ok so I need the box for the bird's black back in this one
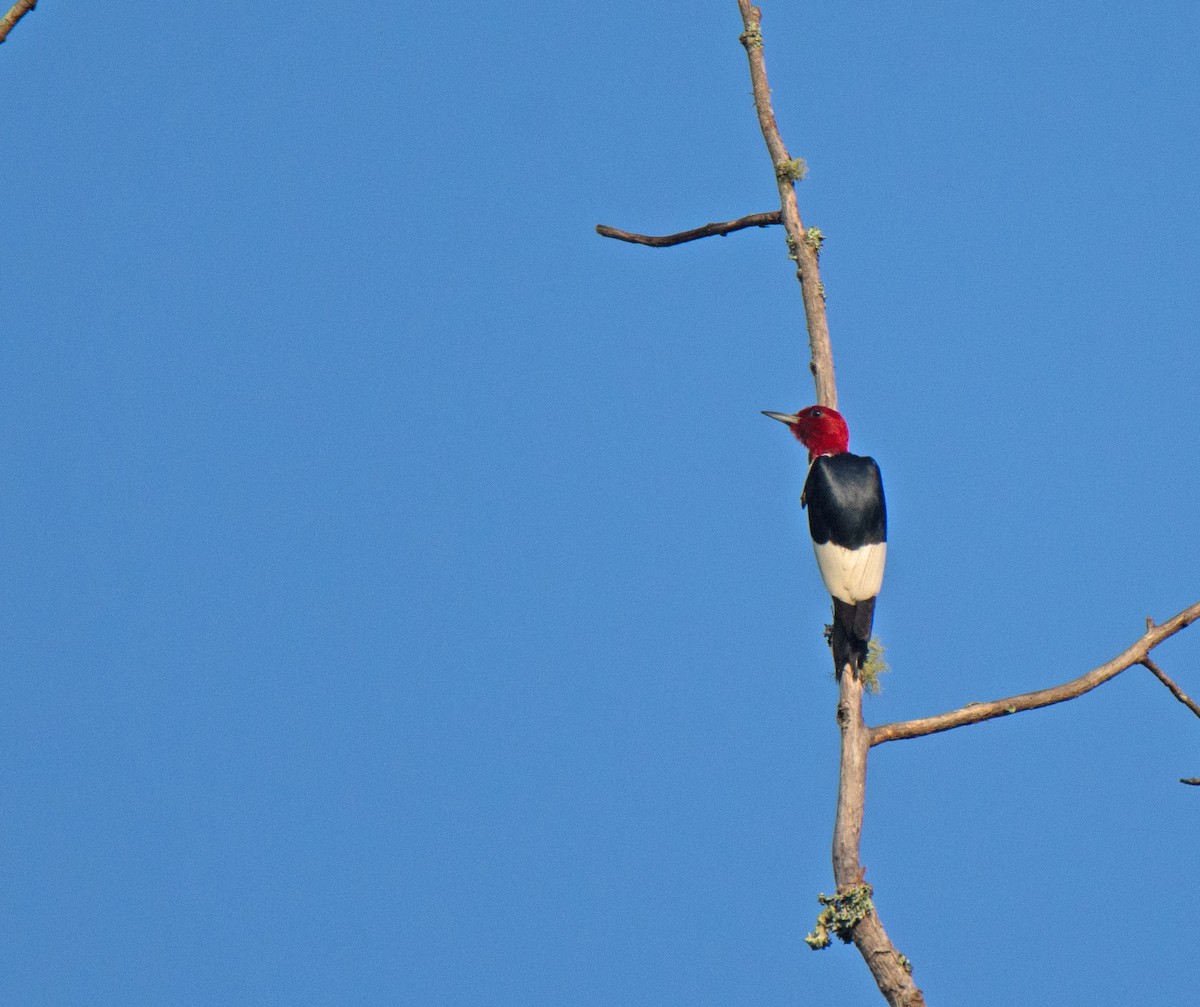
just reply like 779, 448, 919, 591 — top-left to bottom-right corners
803, 454, 887, 548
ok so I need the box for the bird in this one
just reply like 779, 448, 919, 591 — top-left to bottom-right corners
763, 405, 886, 672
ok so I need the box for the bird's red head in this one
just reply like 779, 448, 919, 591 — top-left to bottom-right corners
762, 405, 850, 459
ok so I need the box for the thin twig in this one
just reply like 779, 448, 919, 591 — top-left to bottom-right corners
1181, 778, 1200, 786
595, 211, 782, 247
871, 601, 1200, 746
736, 1, 837, 409
0, 0, 37, 45
1141, 657, 1200, 720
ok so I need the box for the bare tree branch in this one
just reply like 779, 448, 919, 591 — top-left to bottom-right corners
1181, 778, 1200, 786
736, 1, 837, 409
871, 601, 1200, 746
600, 4, 1199, 1001
594, 211, 782, 247
830, 670, 926, 1005
0, 0, 37, 45
733, 5, 924, 1004
1141, 657, 1200, 720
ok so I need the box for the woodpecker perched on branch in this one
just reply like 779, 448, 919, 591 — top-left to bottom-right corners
763, 405, 887, 672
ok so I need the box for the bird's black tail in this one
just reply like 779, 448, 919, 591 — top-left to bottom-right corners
832, 597, 875, 675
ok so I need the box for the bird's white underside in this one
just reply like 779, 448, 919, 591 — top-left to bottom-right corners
812, 541, 886, 604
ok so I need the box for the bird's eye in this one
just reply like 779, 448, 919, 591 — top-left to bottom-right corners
811, 408, 823, 417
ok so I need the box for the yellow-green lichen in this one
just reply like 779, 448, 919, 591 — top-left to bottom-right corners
860, 637, 889, 695
775, 157, 808, 182
739, 26, 762, 49
805, 883, 874, 950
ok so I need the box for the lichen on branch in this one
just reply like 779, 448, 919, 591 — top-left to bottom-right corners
805, 884, 875, 949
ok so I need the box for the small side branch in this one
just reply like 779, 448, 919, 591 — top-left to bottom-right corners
0, 0, 37, 45
1141, 657, 1200, 720
594, 211, 782, 247
871, 601, 1200, 746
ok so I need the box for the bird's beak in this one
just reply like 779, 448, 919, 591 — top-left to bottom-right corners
762, 410, 800, 426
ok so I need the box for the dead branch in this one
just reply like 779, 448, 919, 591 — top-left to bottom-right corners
1141, 657, 1200, 720
599, 4, 1197, 1002
595, 211, 782, 247
0, 0, 37, 45
736, 1, 837, 409
831, 669, 926, 1005
733, 4, 923, 1003
871, 600, 1200, 746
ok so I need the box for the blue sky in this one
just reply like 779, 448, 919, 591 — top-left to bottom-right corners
3, 3, 1198, 1004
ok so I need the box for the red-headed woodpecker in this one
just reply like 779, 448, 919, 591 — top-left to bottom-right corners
763, 405, 886, 671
